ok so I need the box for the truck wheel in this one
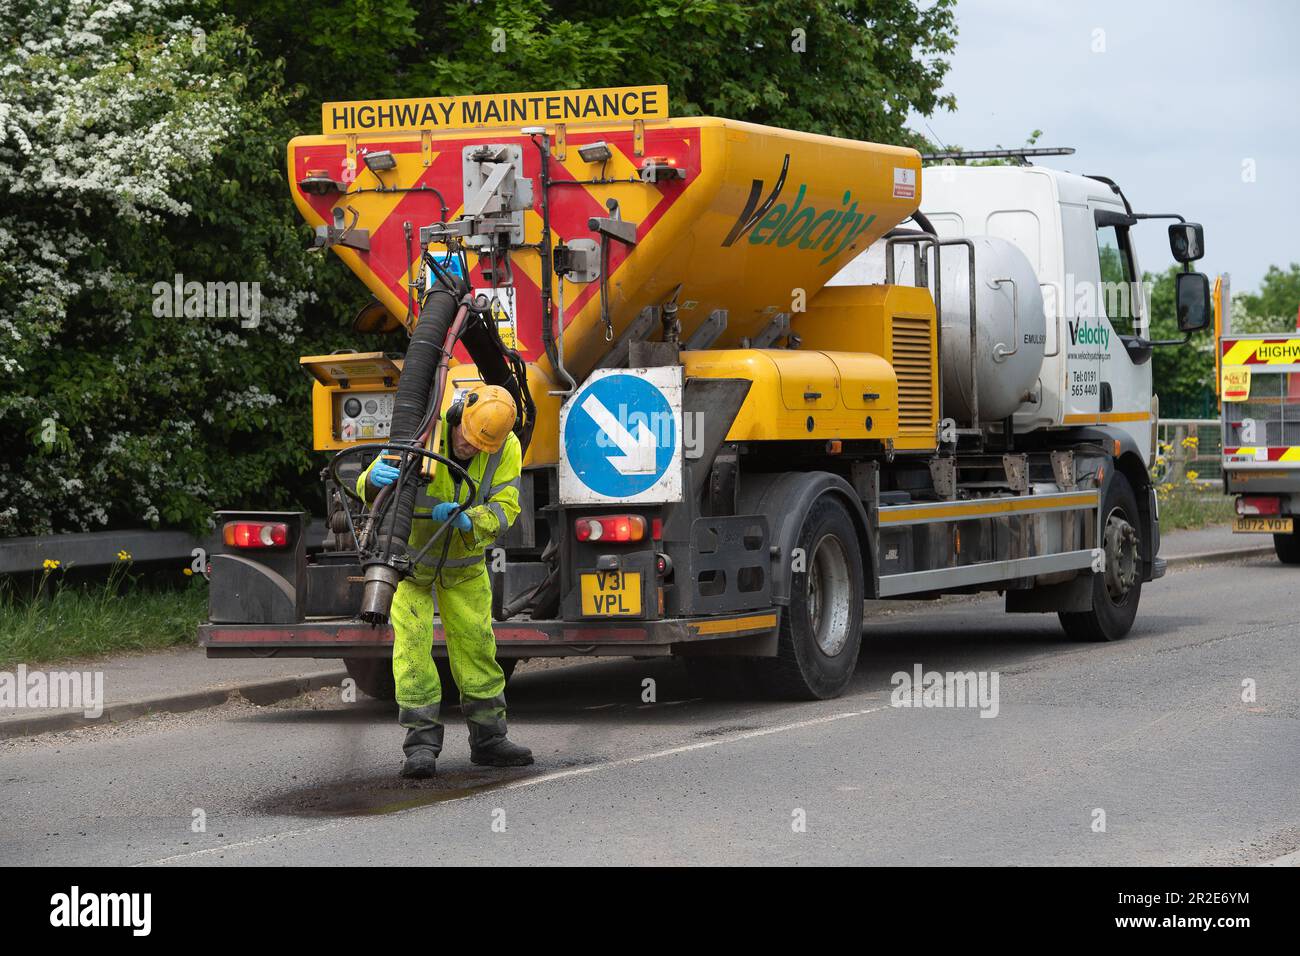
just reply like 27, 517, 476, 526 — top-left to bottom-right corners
754, 496, 864, 700
434, 657, 518, 702
344, 658, 397, 702
1059, 472, 1142, 642
1273, 531, 1300, 564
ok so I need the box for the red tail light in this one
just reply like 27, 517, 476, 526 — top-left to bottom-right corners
223, 521, 289, 549
1237, 496, 1281, 516
574, 514, 647, 543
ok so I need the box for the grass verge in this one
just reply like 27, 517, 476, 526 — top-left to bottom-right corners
1156, 483, 1237, 531
0, 565, 206, 668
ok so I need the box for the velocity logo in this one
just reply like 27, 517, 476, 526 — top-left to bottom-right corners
722, 154, 877, 265
1068, 319, 1111, 350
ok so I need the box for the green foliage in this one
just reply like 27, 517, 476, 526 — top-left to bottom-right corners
1148, 266, 1214, 416
1237, 263, 1300, 332
1, 0, 958, 536
224, 0, 957, 145
1151, 263, 1300, 418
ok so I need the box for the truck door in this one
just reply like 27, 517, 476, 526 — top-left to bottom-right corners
1066, 205, 1152, 460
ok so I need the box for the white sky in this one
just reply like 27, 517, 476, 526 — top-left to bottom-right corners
911, 0, 1300, 294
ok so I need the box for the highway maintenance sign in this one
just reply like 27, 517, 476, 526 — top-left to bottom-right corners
322, 86, 669, 135
559, 367, 683, 504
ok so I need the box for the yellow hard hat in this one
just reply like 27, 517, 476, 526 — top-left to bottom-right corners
459, 385, 517, 453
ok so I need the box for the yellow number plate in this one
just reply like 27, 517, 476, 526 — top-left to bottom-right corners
580, 571, 642, 616
1233, 516, 1293, 533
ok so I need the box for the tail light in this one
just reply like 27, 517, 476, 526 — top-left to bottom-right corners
574, 514, 647, 543
223, 521, 290, 549
1236, 496, 1281, 516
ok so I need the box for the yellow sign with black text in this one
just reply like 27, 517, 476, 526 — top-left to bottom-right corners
1221, 365, 1250, 402
322, 86, 669, 135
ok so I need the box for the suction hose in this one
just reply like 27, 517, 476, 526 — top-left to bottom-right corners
358, 290, 461, 623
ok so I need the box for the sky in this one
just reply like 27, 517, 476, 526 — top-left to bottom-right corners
911, 0, 1300, 294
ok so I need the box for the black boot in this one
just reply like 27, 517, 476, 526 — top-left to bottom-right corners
464, 696, 534, 767
398, 703, 444, 779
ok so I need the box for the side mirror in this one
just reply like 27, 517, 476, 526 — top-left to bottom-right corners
1175, 271, 1212, 333
1168, 222, 1205, 263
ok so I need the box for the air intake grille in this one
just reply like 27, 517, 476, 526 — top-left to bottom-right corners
891, 315, 935, 433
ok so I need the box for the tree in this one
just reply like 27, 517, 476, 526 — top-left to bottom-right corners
224, 0, 958, 146
0, 1, 327, 534
0, 0, 960, 536
1147, 267, 1215, 417
1236, 263, 1300, 333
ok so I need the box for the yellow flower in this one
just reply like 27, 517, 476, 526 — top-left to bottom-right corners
1180, 435, 1199, 449
117, 549, 131, 561
42, 558, 61, 570
1185, 470, 1199, 481
182, 567, 194, 576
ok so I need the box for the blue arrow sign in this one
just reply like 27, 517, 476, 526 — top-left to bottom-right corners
563, 373, 678, 499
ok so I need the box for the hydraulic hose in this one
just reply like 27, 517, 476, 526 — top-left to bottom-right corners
358, 289, 461, 623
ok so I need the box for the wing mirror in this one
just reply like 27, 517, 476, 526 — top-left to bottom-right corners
1175, 271, 1212, 333
1169, 222, 1205, 263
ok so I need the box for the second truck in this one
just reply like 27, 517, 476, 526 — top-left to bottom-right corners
199, 85, 1214, 700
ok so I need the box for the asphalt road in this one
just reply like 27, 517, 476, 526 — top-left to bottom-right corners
3, 555, 1297, 866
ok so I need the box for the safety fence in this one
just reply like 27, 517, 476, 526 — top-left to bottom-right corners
1155, 418, 1222, 483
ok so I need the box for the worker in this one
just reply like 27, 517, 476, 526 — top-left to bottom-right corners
358, 385, 532, 778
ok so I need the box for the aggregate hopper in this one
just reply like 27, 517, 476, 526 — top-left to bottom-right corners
286, 85, 924, 465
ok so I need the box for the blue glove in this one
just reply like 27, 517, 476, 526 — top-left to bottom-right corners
432, 501, 472, 531
369, 458, 400, 487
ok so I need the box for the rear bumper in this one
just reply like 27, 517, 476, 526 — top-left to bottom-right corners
199, 610, 781, 659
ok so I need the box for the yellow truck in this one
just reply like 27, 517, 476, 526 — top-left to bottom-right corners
199, 86, 1214, 700
1219, 323, 1300, 563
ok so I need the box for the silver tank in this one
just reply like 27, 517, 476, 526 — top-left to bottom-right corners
829, 234, 1046, 423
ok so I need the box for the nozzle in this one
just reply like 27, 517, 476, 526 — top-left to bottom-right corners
359, 562, 403, 624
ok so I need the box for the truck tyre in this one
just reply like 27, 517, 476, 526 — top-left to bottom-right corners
1273, 531, 1300, 564
754, 496, 864, 700
1059, 472, 1143, 642
344, 658, 397, 702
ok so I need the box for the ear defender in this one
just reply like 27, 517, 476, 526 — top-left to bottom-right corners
446, 390, 478, 428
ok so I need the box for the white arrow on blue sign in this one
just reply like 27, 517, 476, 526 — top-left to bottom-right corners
559, 366, 684, 504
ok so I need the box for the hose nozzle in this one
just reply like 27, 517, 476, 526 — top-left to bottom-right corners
359, 562, 403, 625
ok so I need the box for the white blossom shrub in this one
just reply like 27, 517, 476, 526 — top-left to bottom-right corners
0, 0, 338, 535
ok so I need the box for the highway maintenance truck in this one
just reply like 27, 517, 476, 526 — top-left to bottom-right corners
198, 85, 1214, 700
1218, 300, 1300, 564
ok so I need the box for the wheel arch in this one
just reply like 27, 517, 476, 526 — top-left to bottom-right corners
736, 470, 876, 606
1070, 426, 1159, 581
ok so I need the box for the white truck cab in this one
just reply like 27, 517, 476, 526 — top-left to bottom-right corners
919, 164, 1156, 461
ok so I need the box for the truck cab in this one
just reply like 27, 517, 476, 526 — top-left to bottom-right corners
918, 165, 1155, 460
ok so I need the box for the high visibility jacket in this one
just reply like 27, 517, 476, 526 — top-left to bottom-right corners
357, 413, 522, 586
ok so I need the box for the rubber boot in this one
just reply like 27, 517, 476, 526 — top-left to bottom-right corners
464, 696, 533, 767
398, 703, 444, 779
